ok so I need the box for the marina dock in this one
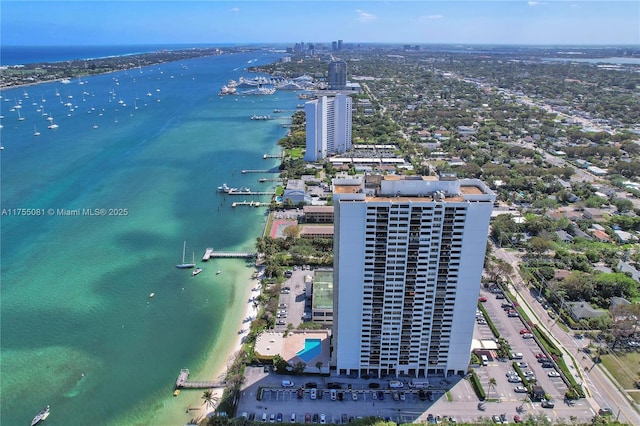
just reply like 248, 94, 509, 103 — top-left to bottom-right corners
231, 200, 269, 208
258, 178, 283, 183
175, 369, 224, 389
263, 153, 283, 159
202, 248, 256, 261
241, 169, 272, 174
227, 189, 275, 196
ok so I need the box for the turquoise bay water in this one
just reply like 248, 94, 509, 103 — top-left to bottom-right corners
1, 51, 299, 425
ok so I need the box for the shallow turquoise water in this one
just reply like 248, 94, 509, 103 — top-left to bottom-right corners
0, 51, 299, 425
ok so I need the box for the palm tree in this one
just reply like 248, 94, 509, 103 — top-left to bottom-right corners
201, 389, 217, 409
488, 377, 497, 399
315, 361, 323, 373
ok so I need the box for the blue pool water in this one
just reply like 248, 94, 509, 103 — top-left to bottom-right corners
296, 338, 321, 363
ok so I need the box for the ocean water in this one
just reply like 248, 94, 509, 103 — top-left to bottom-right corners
0, 51, 299, 425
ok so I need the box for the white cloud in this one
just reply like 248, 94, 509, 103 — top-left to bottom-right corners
355, 9, 376, 23
230, 7, 240, 13
426, 14, 443, 20
528, 1, 539, 5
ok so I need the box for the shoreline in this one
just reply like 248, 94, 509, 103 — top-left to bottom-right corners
198, 266, 263, 421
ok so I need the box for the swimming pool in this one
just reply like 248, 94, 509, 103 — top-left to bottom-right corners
296, 338, 321, 363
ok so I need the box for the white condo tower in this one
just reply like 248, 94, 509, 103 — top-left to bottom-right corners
332, 174, 496, 378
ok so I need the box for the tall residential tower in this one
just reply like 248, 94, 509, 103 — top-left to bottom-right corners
332, 174, 496, 378
304, 94, 352, 162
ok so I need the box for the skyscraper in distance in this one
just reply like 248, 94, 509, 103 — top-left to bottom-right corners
304, 94, 352, 162
328, 60, 347, 90
332, 174, 496, 378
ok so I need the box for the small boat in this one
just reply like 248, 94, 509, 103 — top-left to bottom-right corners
173, 389, 180, 396
149, 293, 155, 299
216, 270, 222, 275
192, 267, 202, 276
176, 241, 195, 269
31, 405, 50, 426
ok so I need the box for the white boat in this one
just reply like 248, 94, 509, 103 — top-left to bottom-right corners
149, 292, 155, 299
31, 405, 50, 426
192, 267, 202, 276
176, 241, 195, 269
216, 270, 222, 275
217, 183, 231, 193
34, 125, 40, 136
241, 87, 276, 96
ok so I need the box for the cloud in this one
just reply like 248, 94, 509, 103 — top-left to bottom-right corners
355, 9, 376, 23
528, 1, 539, 5
425, 14, 443, 20
230, 7, 240, 13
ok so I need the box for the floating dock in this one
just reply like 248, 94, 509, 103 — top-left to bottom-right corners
175, 369, 224, 389
258, 178, 283, 183
202, 248, 256, 261
263, 153, 283, 159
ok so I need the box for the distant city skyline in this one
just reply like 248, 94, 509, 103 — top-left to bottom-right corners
1, 1, 638, 47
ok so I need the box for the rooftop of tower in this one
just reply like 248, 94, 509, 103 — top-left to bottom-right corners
332, 174, 496, 203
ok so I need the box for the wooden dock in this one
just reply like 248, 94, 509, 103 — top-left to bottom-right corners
241, 169, 271, 174
202, 249, 256, 261
232, 200, 270, 208
263, 153, 283, 159
175, 369, 224, 389
227, 189, 275, 196
258, 178, 283, 183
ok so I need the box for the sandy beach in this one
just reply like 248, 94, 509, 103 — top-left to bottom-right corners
197, 268, 263, 421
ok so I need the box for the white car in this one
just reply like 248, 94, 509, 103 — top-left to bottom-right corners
514, 386, 528, 393
320, 414, 326, 424
548, 371, 561, 378
310, 388, 317, 400
508, 376, 522, 383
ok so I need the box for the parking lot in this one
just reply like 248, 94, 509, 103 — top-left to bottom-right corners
236, 367, 443, 423
274, 266, 313, 330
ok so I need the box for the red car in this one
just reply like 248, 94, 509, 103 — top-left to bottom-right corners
519, 329, 529, 334
536, 353, 547, 359
513, 414, 522, 423
479, 296, 487, 302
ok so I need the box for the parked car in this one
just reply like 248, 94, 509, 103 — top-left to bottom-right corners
377, 390, 385, 400
517, 362, 528, 368
519, 329, 529, 334
541, 400, 555, 408
320, 414, 326, 424
522, 333, 534, 339
330, 389, 337, 401
479, 296, 488, 302
368, 382, 380, 389
310, 388, 317, 400
511, 352, 524, 359
508, 376, 522, 383
276, 413, 283, 423
352, 391, 358, 401
548, 371, 561, 378
514, 386, 528, 393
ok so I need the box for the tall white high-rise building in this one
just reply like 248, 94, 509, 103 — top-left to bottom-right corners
332, 174, 496, 378
304, 94, 352, 162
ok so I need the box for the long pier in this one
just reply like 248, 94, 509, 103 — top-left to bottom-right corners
232, 200, 270, 208
263, 153, 283, 159
241, 169, 272, 174
202, 248, 256, 261
227, 189, 275, 196
175, 369, 224, 389
258, 178, 283, 183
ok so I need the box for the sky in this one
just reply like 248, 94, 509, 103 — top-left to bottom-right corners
1, 1, 639, 46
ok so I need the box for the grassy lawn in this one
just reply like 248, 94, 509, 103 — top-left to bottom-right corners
600, 351, 640, 389
288, 147, 303, 159
630, 391, 640, 404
